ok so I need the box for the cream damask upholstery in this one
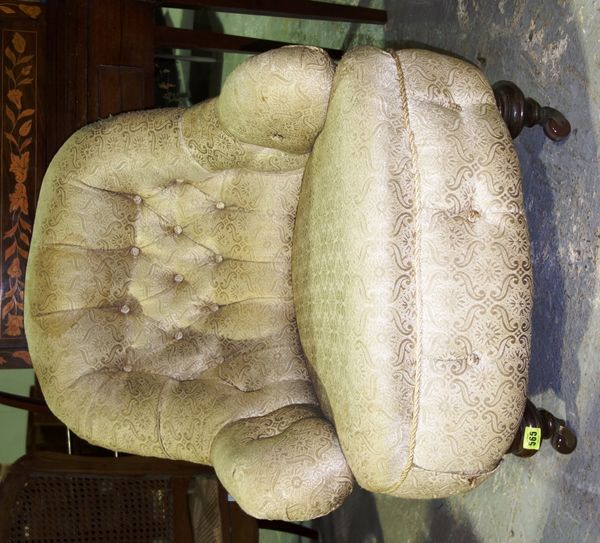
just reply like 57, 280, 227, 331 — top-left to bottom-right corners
293, 47, 531, 498
25, 45, 531, 520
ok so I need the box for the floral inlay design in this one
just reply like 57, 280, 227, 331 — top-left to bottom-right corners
0, 3, 41, 19
3, 31, 33, 337
0, 350, 31, 366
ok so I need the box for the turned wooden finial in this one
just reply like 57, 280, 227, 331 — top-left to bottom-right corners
493, 81, 571, 141
507, 398, 577, 457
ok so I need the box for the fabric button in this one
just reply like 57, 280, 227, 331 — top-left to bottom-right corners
215, 201, 225, 210
174, 274, 184, 283
209, 303, 219, 313
132, 195, 142, 205
213, 254, 223, 264
130, 246, 140, 256
123, 364, 132, 372
174, 330, 183, 341
467, 352, 481, 366
174, 225, 183, 235
120, 304, 130, 314
175, 178, 184, 184
468, 209, 481, 222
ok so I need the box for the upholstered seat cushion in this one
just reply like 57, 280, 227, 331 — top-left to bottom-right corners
25, 46, 353, 521
293, 47, 532, 497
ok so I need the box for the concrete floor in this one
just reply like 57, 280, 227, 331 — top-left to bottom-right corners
315, 1, 600, 542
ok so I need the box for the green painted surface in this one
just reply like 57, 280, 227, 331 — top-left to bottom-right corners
217, 0, 385, 85
0, 369, 35, 463
162, 0, 385, 102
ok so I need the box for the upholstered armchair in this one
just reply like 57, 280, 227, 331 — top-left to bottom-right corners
25, 45, 576, 521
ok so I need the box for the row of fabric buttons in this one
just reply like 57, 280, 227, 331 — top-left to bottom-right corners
131, 194, 227, 235
126, 248, 223, 284
121, 187, 225, 365
130, 245, 223, 264
121, 299, 220, 314
132, 191, 226, 210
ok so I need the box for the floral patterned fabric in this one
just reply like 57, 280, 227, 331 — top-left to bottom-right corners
293, 47, 531, 498
25, 46, 352, 521
25, 45, 531, 518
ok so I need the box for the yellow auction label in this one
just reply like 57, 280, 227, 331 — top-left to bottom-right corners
523, 426, 542, 450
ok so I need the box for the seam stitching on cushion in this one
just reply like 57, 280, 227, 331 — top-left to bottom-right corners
33, 305, 126, 318
79, 370, 118, 448
211, 403, 322, 447
184, 298, 295, 330
218, 165, 306, 176
207, 395, 319, 460
214, 101, 312, 158
422, 207, 524, 215
40, 243, 134, 253
217, 375, 313, 393
411, 462, 499, 477
391, 50, 424, 492
156, 378, 173, 458
178, 106, 308, 189
211, 296, 290, 307
178, 108, 212, 174
410, 96, 462, 112
74, 179, 141, 197
58, 370, 101, 442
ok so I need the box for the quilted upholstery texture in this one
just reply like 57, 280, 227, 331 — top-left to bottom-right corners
293, 47, 532, 498
25, 44, 532, 519
25, 46, 354, 521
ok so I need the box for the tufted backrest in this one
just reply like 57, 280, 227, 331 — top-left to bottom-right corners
25, 46, 353, 521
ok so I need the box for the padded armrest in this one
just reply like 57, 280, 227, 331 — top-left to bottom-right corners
211, 405, 353, 520
217, 46, 335, 154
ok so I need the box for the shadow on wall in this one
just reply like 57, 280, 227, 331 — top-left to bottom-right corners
425, 500, 479, 543
315, 491, 481, 543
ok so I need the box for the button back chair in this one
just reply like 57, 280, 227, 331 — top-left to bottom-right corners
25, 45, 576, 521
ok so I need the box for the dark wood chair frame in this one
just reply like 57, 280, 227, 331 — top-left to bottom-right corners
154, 0, 387, 60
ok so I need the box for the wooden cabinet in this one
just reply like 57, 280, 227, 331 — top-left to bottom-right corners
0, 2, 45, 368
0, 0, 156, 368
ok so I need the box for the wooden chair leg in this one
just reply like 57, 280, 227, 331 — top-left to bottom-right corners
216, 483, 318, 541
0, 390, 51, 414
507, 398, 577, 457
493, 80, 571, 141
218, 485, 260, 543
160, 0, 387, 25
